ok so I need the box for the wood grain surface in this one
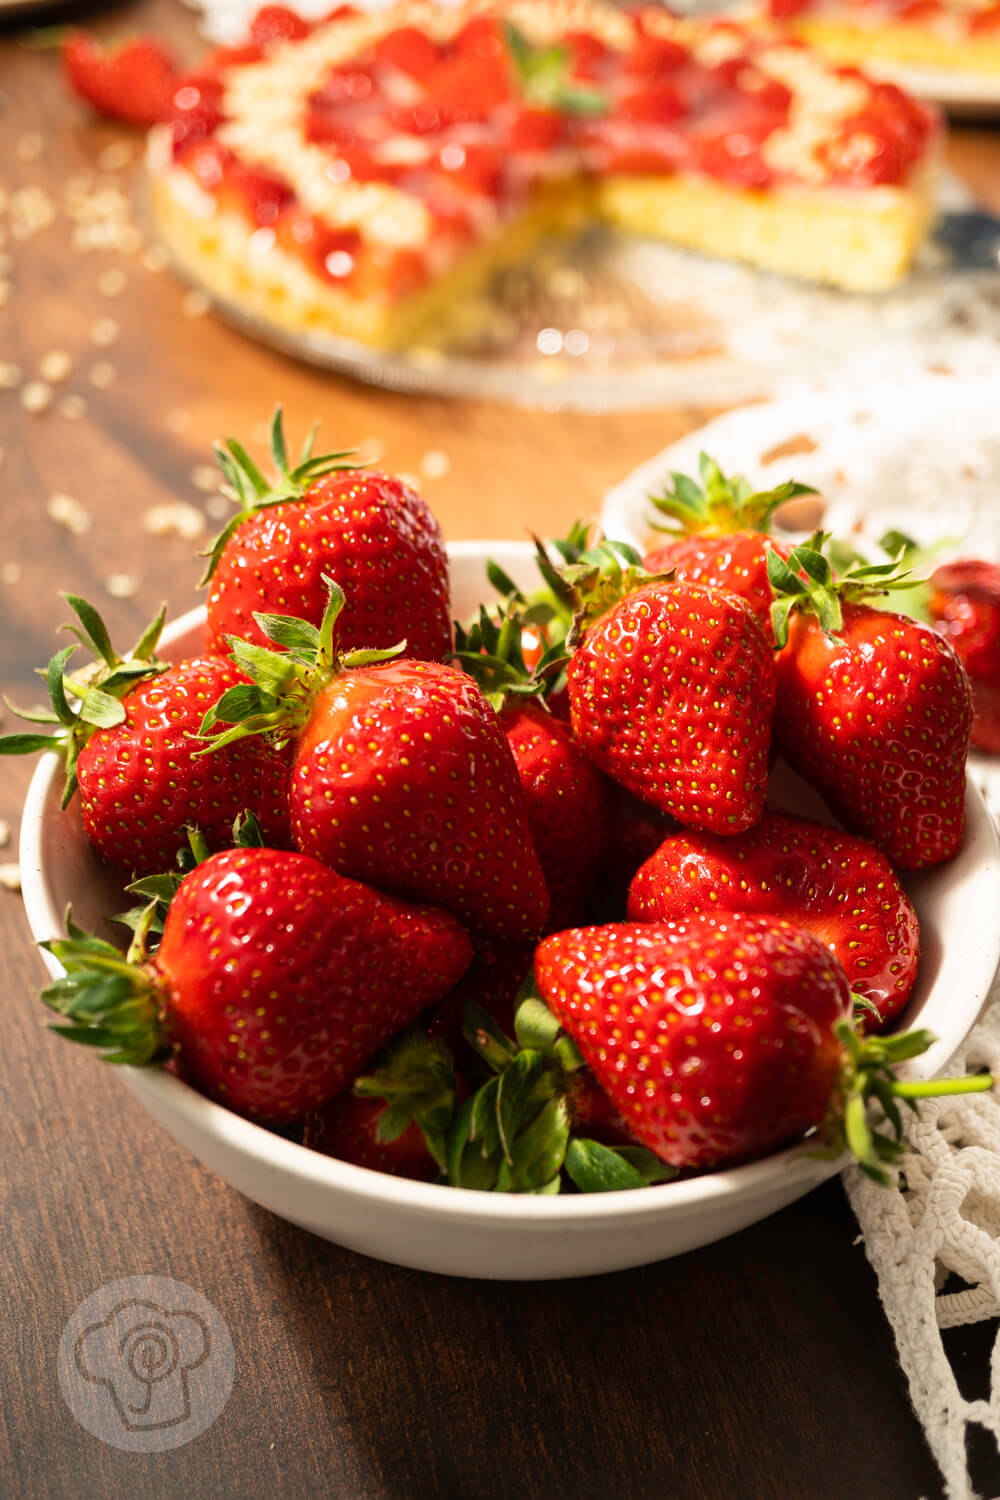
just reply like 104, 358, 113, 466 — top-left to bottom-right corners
2, 7, 999, 1496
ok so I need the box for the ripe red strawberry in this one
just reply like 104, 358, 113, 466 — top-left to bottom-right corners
927, 559, 1000, 754
627, 809, 920, 1029
446, 993, 662, 1191
770, 538, 972, 868
643, 454, 814, 643
200, 582, 550, 942
304, 1090, 439, 1178
453, 603, 611, 929
63, 31, 177, 127
303, 1028, 458, 1179
425, 938, 537, 1055
533, 912, 988, 1176
43, 848, 473, 1122
205, 408, 451, 662
567, 577, 775, 834
249, 5, 311, 45
0, 597, 290, 875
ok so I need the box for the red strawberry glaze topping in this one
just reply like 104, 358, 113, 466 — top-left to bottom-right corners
160, 5, 938, 305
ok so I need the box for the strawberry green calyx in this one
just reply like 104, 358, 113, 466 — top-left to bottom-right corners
197, 576, 405, 753
352, 1029, 459, 1175
504, 21, 606, 116
767, 531, 923, 649
115, 810, 265, 946
40, 908, 171, 1066
827, 1019, 993, 1186
0, 594, 166, 806
451, 602, 565, 712
522, 527, 667, 651
200, 405, 359, 586
649, 453, 816, 540
447, 992, 676, 1193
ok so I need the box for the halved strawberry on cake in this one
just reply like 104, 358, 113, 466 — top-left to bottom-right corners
148, 0, 942, 350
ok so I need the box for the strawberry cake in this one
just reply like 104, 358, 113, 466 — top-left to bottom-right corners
761, 0, 1000, 84
148, 0, 942, 349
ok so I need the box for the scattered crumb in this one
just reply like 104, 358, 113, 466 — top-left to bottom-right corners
142, 245, 170, 273
0, 820, 9, 848
90, 317, 120, 348
547, 267, 586, 299
182, 289, 210, 318
0, 864, 20, 893
166, 408, 190, 434
0, 361, 22, 389
47, 493, 91, 535
356, 437, 384, 465
760, 433, 818, 465
1, 562, 21, 583
420, 449, 450, 480
16, 132, 43, 162
58, 393, 87, 420
98, 268, 127, 298
191, 464, 220, 493
105, 572, 139, 599
21, 380, 52, 415
10, 185, 55, 240
39, 349, 72, 384
204, 494, 232, 521
97, 141, 133, 173
88, 362, 116, 389
143, 501, 205, 541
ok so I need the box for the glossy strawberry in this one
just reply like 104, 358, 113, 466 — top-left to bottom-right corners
533, 912, 985, 1177
643, 454, 813, 643
43, 848, 472, 1122
453, 603, 610, 929
292, 659, 548, 941
77, 656, 292, 876
0, 598, 290, 876
628, 810, 920, 1029
927, 559, 1000, 754
205, 409, 451, 662
568, 579, 775, 834
64, 31, 177, 127
770, 539, 972, 868
249, 5, 311, 45
201, 583, 550, 942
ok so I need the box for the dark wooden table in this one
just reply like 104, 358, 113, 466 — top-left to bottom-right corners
3, 6, 999, 1495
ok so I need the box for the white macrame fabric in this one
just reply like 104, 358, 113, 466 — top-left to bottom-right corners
845, 778, 1000, 1500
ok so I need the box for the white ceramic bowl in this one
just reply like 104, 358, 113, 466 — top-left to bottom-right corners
19, 541, 1000, 1280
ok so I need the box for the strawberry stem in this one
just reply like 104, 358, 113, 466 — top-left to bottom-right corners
196, 576, 405, 755
648, 452, 816, 539
200, 405, 360, 586
768, 531, 926, 649
830, 1018, 993, 1185
0, 595, 166, 804
40, 910, 170, 1066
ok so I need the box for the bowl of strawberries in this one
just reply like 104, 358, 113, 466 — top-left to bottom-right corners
11, 417, 1000, 1280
